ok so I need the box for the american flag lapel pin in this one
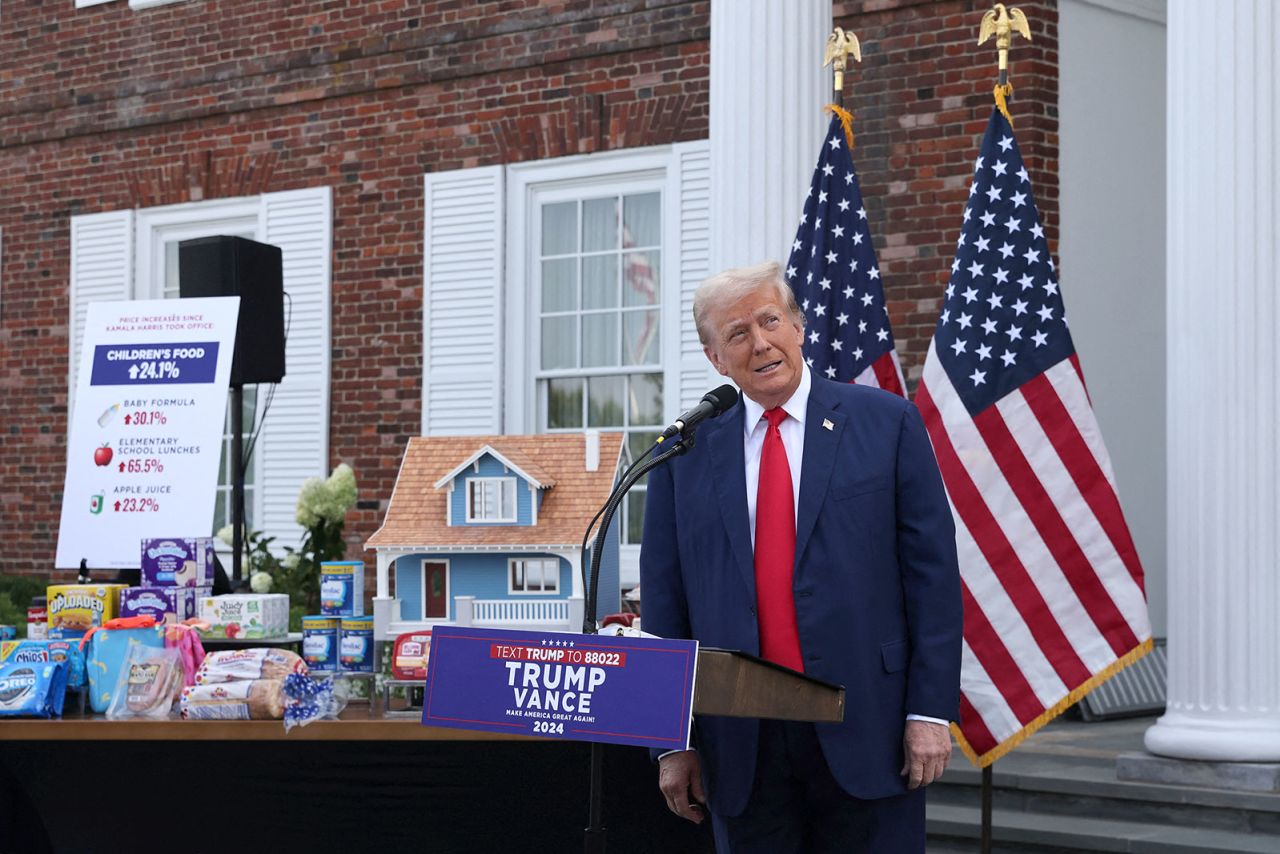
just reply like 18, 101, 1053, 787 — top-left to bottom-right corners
822, 418, 834, 431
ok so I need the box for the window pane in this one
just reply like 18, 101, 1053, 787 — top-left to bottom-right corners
213, 491, 226, 533
582, 254, 619, 310
469, 482, 481, 518
625, 490, 646, 545
164, 242, 182, 300
582, 313, 617, 368
547, 378, 583, 429
628, 431, 660, 487
501, 480, 515, 519
512, 561, 525, 591
587, 375, 626, 427
623, 192, 661, 248
541, 316, 576, 369
622, 251, 660, 307
622, 310, 660, 366
542, 258, 577, 313
542, 202, 577, 255
543, 560, 558, 593
628, 377, 662, 427
582, 197, 617, 253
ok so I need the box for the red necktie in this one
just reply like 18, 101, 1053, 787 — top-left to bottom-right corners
754, 407, 803, 671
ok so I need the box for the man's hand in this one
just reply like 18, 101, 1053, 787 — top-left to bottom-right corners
658, 750, 706, 823
900, 719, 952, 789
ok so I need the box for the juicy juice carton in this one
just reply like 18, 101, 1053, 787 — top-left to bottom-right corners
319, 561, 364, 617
140, 538, 215, 587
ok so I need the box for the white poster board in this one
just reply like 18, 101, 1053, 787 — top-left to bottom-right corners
55, 298, 240, 569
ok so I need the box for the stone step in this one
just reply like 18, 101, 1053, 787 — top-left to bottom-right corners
927, 802, 1280, 853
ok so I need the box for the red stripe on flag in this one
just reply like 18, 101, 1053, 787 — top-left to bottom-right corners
971, 403, 1140, 659
958, 693, 999, 758
1021, 374, 1146, 593
960, 580, 1045, 725
916, 382, 1093, 688
870, 352, 904, 397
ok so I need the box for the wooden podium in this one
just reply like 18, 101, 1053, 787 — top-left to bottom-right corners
691, 647, 845, 723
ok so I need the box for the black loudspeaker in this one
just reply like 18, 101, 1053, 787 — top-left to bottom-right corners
178, 235, 286, 386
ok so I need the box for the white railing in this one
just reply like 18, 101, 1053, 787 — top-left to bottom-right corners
455, 596, 582, 630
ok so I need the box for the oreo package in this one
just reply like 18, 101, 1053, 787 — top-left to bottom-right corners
0, 660, 69, 718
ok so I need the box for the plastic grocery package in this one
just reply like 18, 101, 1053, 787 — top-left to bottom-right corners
105, 641, 183, 720
79, 620, 166, 713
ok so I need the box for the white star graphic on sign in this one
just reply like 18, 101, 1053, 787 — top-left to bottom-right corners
1037, 305, 1054, 322
970, 368, 987, 386
843, 286, 855, 299
1031, 223, 1045, 240
986, 185, 1003, 203
832, 225, 845, 238
823, 164, 835, 176
998, 242, 1015, 259
825, 250, 838, 265
957, 312, 973, 329
836, 312, 848, 326
980, 211, 997, 228
1032, 330, 1048, 347
993, 268, 1009, 285
1044, 280, 1059, 296
1011, 191, 1027, 208
1017, 166, 1029, 183
876, 328, 889, 342
830, 339, 842, 351
819, 190, 828, 203
814, 304, 827, 317
1018, 273, 1035, 291
975, 236, 991, 253
868, 267, 880, 280
852, 232, 864, 245
1022, 248, 1041, 264
852, 347, 863, 360
828, 136, 841, 150
976, 343, 992, 360
982, 318, 999, 335
998, 136, 1013, 152
987, 293, 1003, 310
786, 265, 797, 279
861, 293, 874, 306
993, 160, 1009, 177
1001, 350, 1016, 366
962, 286, 979, 303
1006, 324, 1023, 341
858, 319, 867, 332
819, 277, 831, 290
838, 198, 851, 211
1012, 299, 1028, 316
809, 330, 820, 344
950, 338, 968, 356
1004, 216, 1022, 233
967, 261, 984, 278
857, 207, 867, 220
826, 366, 837, 378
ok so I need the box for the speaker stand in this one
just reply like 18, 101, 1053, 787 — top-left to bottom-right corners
230, 383, 246, 584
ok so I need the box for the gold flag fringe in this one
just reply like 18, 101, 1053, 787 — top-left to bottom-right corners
952, 637, 1155, 768
993, 82, 1015, 126
824, 103, 856, 151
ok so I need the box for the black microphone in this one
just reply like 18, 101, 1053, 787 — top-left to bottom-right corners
659, 384, 739, 440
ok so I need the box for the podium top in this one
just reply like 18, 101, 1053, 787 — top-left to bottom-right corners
692, 648, 845, 724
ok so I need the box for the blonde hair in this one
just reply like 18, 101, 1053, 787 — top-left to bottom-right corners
692, 260, 804, 346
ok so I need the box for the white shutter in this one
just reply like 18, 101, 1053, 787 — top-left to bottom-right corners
673, 140, 714, 410
423, 166, 504, 435
257, 187, 332, 547
69, 211, 134, 409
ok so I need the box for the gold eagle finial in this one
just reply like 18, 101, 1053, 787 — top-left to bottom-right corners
978, 4, 1031, 82
823, 27, 862, 96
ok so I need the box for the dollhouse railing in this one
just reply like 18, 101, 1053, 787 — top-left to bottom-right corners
461, 597, 573, 628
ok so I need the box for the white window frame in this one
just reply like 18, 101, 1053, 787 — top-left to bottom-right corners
465, 477, 517, 523
419, 559, 451, 620
509, 557, 559, 595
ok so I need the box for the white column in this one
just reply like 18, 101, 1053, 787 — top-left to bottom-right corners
1145, 0, 1280, 762
710, 0, 831, 273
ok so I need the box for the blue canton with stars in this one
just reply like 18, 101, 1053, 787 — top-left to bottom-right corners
937, 109, 1074, 415
785, 116, 895, 383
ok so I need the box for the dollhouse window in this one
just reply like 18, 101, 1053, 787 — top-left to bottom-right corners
467, 477, 516, 523
510, 558, 559, 594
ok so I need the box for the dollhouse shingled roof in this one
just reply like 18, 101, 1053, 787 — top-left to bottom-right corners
364, 433, 626, 549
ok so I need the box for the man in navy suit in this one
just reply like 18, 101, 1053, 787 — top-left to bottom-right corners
641, 261, 962, 853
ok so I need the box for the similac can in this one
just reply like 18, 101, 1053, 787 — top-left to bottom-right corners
339, 616, 374, 673
301, 616, 340, 672
27, 597, 47, 641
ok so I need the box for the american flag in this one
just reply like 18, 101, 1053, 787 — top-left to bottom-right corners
786, 113, 905, 396
917, 109, 1153, 766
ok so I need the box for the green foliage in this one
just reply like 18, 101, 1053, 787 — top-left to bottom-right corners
0, 575, 49, 639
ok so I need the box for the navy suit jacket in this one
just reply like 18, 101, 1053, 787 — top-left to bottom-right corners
640, 376, 962, 816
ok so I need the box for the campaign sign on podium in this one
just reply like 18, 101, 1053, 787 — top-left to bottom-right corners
423, 626, 698, 751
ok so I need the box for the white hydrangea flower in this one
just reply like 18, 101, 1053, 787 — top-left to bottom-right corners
249, 571, 274, 593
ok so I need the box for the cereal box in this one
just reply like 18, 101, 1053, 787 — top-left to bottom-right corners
46, 584, 126, 639
197, 594, 290, 639
140, 538, 215, 588
120, 586, 207, 623
319, 561, 364, 617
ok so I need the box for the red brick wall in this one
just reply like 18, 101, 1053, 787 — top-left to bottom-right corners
0, 0, 1057, 580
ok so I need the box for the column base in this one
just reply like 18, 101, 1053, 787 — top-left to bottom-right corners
1144, 712, 1280, 763
1118, 751, 1280, 793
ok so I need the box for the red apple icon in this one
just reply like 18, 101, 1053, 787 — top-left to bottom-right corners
94, 444, 113, 467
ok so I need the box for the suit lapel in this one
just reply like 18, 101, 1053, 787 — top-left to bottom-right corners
795, 377, 846, 572
705, 402, 756, 596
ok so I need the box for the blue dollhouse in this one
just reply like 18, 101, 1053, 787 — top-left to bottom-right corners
365, 432, 624, 640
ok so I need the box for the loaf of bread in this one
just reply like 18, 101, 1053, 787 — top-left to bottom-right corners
179, 679, 286, 720
195, 648, 307, 684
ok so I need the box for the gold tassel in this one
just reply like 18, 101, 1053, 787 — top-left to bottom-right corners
993, 82, 1015, 127
823, 103, 856, 151
953, 637, 1155, 768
